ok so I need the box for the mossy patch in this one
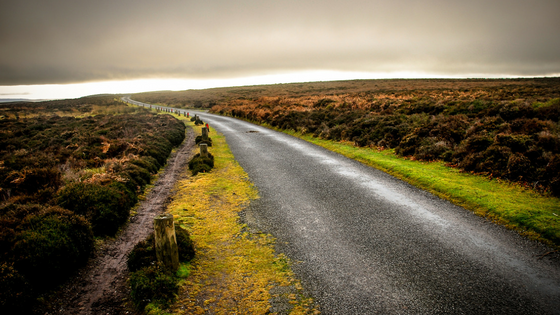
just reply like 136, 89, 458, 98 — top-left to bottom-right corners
195, 135, 213, 147
188, 153, 215, 176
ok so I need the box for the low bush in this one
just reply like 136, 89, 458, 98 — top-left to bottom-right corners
127, 234, 156, 272
130, 156, 160, 174
129, 263, 179, 309
195, 135, 213, 147
190, 116, 204, 126
57, 181, 135, 236
176, 225, 195, 262
188, 153, 215, 175
127, 225, 195, 310
128, 225, 195, 272
0, 204, 93, 313
12, 207, 93, 289
0, 262, 31, 313
120, 163, 152, 193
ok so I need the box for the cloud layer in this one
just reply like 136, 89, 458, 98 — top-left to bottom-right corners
1, 0, 559, 85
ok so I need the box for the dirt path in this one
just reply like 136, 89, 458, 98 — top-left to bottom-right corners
44, 127, 196, 315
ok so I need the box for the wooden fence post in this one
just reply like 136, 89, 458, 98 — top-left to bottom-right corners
154, 213, 179, 270
200, 143, 208, 157
202, 127, 209, 141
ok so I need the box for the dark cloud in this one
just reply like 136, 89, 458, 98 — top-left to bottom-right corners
1, 0, 559, 85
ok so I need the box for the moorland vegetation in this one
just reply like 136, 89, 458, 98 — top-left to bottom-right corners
204, 78, 560, 197
0, 97, 185, 313
129, 79, 560, 246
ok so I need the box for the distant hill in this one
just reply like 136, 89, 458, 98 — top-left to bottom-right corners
0, 98, 50, 103
0, 98, 30, 103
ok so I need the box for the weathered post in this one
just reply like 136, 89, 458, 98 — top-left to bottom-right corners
200, 143, 208, 157
154, 213, 179, 270
202, 127, 209, 141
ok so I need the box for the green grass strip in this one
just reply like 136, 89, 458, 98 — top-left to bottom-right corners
270, 127, 559, 247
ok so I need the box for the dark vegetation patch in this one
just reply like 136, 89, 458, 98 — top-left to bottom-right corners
203, 78, 560, 196
191, 115, 204, 125
127, 225, 195, 310
188, 153, 215, 176
195, 135, 213, 147
0, 97, 186, 313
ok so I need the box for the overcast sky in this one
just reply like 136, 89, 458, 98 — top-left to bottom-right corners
1, 0, 559, 89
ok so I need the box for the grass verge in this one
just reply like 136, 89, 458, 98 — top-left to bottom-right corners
274, 127, 560, 248
166, 117, 318, 314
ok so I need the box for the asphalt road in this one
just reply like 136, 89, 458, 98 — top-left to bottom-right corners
126, 98, 560, 314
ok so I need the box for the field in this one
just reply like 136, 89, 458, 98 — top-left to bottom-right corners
137, 78, 560, 194
2, 78, 559, 313
0, 97, 186, 313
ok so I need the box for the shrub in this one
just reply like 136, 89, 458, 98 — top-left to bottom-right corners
120, 164, 152, 193
188, 153, 214, 176
57, 182, 135, 236
129, 263, 179, 309
195, 135, 213, 147
494, 134, 533, 153
545, 154, 560, 196
463, 135, 494, 152
415, 139, 450, 161
190, 116, 204, 125
0, 262, 32, 313
127, 225, 194, 310
2, 167, 62, 200
396, 134, 419, 156
144, 140, 173, 166
128, 225, 194, 272
176, 225, 195, 262
534, 98, 560, 121
128, 234, 156, 272
130, 156, 159, 174
12, 207, 93, 290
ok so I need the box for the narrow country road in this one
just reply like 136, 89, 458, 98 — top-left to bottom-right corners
127, 98, 560, 314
